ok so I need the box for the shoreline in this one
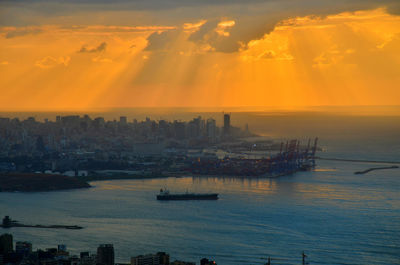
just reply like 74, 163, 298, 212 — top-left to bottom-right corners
0, 166, 312, 193
86, 170, 303, 183
0, 173, 91, 193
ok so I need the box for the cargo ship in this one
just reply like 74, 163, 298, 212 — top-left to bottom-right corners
156, 189, 218, 200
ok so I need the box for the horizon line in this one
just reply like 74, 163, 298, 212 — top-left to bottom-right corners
1, 105, 400, 112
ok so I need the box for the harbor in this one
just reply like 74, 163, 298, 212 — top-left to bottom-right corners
188, 138, 319, 177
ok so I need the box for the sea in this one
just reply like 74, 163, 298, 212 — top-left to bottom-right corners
1, 108, 400, 265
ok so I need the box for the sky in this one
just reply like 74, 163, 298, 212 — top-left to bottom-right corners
1, 0, 400, 110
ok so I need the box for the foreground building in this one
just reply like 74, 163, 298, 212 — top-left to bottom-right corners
130, 252, 169, 265
97, 244, 114, 265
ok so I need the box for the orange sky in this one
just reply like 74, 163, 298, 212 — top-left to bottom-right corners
0, 6, 400, 110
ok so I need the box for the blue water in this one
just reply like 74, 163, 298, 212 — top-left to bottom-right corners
1, 159, 399, 264
1, 112, 400, 264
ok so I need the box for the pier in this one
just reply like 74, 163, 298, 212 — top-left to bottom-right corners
1, 216, 83, 230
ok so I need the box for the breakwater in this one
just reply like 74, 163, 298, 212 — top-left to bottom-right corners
315, 156, 400, 164
1, 216, 83, 230
1, 224, 83, 229
354, 165, 399, 175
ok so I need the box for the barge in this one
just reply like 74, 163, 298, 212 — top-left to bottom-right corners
157, 189, 218, 200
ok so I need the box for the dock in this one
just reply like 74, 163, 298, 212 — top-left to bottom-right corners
1, 216, 83, 230
188, 138, 319, 177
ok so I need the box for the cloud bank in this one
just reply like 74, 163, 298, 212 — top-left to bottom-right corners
0, 1, 399, 109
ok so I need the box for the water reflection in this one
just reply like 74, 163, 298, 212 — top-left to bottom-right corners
1, 163, 399, 265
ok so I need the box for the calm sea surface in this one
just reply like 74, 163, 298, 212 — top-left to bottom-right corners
1, 111, 400, 264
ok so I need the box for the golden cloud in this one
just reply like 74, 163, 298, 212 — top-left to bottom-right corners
215, 20, 235, 37
183, 20, 207, 32
0, 8, 399, 109
35, 56, 70, 68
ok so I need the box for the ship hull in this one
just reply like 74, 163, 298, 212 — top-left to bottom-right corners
157, 193, 218, 200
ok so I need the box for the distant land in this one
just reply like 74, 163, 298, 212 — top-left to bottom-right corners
0, 173, 91, 192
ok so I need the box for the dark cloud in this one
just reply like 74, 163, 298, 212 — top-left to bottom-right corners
1, 0, 400, 24
0, 0, 399, 11
1, 0, 400, 31
1, 0, 399, 15
187, 17, 277, 53
3, 0, 400, 54
187, 20, 237, 52
78, 42, 107, 53
0, 0, 269, 11
145, 30, 181, 51
142, 0, 400, 54
144, 17, 276, 53
188, 20, 219, 43
144, 17, 273, 54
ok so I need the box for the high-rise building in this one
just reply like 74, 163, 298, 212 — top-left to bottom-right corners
93, 117, 105, 129
120, 116, 127, 124
158, 252, 169, 265
170, 261, 195, 265
80, 252, 97, 265
15, 241, 32, 257
97, 244, 114, 265
131, 252, 169, 265
61, 115, 80, 126
200, 258, 217, 265
0, 234, 13, 254
223, 113, 230, 136
173, 121, 186, 139
80, 252, 90, 259
2, 216, 12, 228
58, 244, 67, 252
206, 118, 217, 142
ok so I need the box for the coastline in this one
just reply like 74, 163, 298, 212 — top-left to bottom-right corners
0, 173, 91, 192
84, 170, 302, 183
0, 167, 311, 193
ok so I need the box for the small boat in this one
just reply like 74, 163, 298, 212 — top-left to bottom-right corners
156, 189, 218, 200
